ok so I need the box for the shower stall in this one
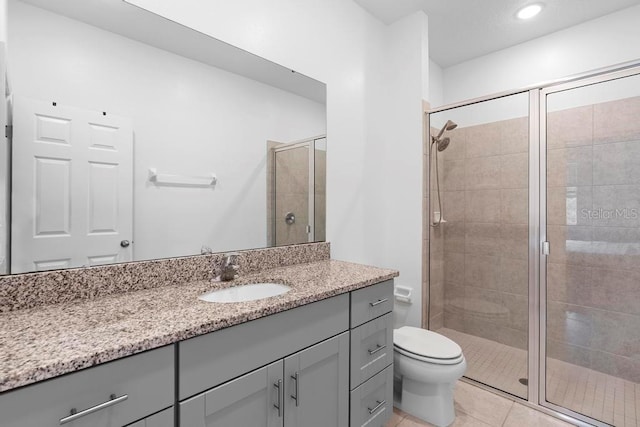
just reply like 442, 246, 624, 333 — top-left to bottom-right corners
427, 62, 640, 427
268, 136, 327, 247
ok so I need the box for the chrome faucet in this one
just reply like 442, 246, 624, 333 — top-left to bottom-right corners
219, 252, 239, 281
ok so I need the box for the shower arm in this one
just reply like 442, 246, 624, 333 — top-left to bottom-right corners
434, 125, 447, 141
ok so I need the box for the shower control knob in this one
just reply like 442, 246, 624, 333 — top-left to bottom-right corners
120, 240, 131, 248
285, 212, 295, 225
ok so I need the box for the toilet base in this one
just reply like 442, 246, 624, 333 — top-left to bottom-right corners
395, 376, 456, 427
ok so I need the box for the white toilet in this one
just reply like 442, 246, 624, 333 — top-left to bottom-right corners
393, 326, 467, 427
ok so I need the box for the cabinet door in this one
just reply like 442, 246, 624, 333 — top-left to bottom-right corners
180, 360, 283, 427
126, 407, 174, 427
284, 332, 349, 427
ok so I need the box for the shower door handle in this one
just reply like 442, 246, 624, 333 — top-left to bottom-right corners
541, 241, 550, 256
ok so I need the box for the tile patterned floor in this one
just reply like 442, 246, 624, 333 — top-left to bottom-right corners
436, 328, 639, 427
387, 381, 576, 427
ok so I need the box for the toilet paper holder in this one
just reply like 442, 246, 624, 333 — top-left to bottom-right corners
394, 285, 412, 304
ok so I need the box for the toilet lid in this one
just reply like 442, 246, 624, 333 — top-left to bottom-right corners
394, 327, 462, 361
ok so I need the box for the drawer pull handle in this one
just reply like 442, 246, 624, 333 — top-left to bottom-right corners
368, 399, 386, 415
368, 344, 387, 355
291, 372, 300, 407
60, 394, 128, 425
274, 379, 283, 417
369, 298, 388, 307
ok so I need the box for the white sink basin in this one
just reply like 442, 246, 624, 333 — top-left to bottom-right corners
199, 283, 291, 303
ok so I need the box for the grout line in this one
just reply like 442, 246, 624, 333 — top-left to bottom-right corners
501, 400, 517, 427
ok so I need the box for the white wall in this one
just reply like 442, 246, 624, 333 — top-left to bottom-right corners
0, 0, 7, 273
442, 5, 640, 105
362, 11, 428, 327
8, 1, 326, 260
0, 43, 7, 274
383, 12, 428, 327
126, 0, 429, 327
0, 0, 7, 43
428, 59, 443, 108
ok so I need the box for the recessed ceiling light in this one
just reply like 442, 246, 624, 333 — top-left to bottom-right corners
516, 3, 543, 20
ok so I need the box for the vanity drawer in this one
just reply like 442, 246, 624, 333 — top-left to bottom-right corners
350, 280, 393, 328
350, 312, 393, 388
0, 345, 174, 427
350, 364, 394, 427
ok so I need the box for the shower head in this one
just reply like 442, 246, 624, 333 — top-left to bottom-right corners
435, 120, 458, 140
445, 120, 458, 131
431, 119, 458, 152
436, 137, 450, 152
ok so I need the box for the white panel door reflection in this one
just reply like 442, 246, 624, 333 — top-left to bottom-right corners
11, 98, 133, 273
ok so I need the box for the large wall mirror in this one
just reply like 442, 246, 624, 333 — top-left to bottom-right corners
1, 0, 327, 274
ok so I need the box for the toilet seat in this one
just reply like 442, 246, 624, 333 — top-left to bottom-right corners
394, 327, 464, 365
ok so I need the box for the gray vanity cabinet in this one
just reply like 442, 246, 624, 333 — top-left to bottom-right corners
0, 345, 174, 427
178, 295, 350, 427
283, 332, 349, 427
0, 279, 396, 427
180, 332, 349, 427
348, 280, 394, 427
178, 294, 349, 401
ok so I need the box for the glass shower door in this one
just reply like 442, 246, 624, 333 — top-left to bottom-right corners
274, 143, 311, 246
543, 70, 640, 426
428, 92, 530, 399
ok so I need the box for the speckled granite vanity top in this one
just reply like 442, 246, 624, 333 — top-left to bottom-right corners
0, 259, 398, 393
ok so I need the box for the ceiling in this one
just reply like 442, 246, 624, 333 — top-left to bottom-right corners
354, 0, 640, 68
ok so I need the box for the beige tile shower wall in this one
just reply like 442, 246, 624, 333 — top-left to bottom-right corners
440, 117, 530, 351
314, 148, 326, 242
274, 146, 310, 246
546, 95, 640, 383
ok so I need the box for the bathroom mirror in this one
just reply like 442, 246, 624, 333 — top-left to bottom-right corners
2, 0, 327, 274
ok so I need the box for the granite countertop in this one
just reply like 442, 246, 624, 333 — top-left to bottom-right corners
0, 259, 398, 393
